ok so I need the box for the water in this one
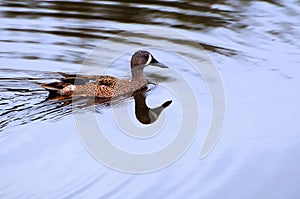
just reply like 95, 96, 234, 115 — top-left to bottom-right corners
1, 0, 300, 198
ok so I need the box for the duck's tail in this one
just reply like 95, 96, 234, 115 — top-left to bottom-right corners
41, 82, 75, 100
41, 82, 70, 91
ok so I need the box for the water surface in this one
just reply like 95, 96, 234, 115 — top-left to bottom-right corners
1, 0, 300, 198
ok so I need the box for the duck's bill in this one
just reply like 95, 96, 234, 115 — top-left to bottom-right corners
150, 57, 168, 68
150, 62, 168, 68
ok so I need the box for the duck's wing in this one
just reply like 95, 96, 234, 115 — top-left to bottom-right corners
41, 72, 116, 92
58, 72, 107, 84
96, 76, 119, 86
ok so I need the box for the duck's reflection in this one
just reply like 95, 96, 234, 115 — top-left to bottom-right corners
134, 91, 172, 124
45, 87, 172, 125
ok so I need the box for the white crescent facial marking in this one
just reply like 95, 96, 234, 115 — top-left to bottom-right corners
146, 54, 152, 65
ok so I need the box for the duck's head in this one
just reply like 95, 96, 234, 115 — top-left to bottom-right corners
130, 50, 168, 69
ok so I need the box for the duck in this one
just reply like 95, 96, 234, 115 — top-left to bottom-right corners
41, 50, 167, 99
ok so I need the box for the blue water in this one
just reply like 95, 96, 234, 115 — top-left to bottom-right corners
1, 0, 300, 198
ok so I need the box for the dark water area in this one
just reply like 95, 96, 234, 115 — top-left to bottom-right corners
1, 0, 300, 198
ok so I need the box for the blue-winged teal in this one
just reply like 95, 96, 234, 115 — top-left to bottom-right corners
41, 50, 167, 98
